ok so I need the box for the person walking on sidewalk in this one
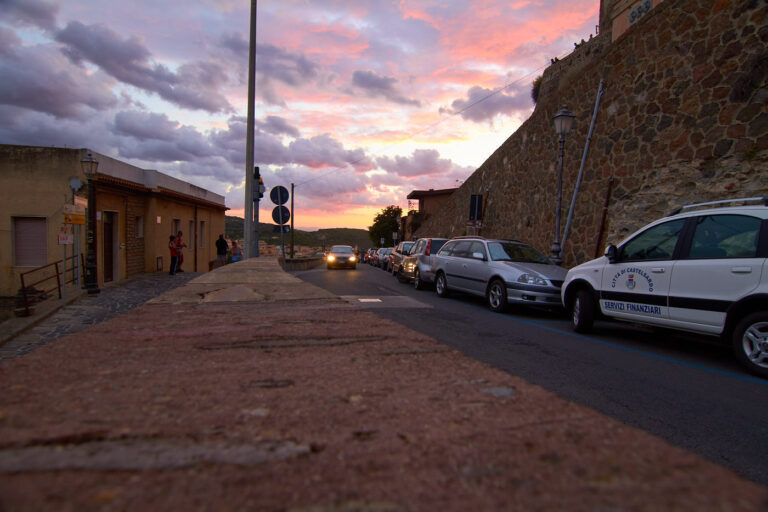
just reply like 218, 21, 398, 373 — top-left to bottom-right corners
168, 235, 179, 275
215, 234, 229, 266
175, 231, 187, 272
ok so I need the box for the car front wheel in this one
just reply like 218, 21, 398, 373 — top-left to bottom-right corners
487, 279, 508, 313
732, 312, 768, 378
571, 288, 595, 333
435, 272, 449, 298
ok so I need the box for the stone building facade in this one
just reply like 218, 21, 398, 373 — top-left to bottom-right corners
416, 0, 767, 267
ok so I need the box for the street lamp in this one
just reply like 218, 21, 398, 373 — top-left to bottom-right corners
551, 104, 575, 265
81, 152, 100, 295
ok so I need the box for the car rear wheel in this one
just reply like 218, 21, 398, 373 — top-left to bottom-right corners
732, 312, 768, 378
486, 279, 508, 313
435, 272, 449, 298
571, 289, 595, 333
413, 268, 425, 290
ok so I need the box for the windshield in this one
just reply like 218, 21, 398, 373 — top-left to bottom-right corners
488, 241, 551, 264
330, 246, 354, 254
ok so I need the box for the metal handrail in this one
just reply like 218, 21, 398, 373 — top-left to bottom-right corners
18, 253, 84, 316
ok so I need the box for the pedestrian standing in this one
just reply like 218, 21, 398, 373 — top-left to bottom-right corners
175, 231, 187, 272
168, 235, 178, 275
215, 234, 229, 266
230, 241, 243, 262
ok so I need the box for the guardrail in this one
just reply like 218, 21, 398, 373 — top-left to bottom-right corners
18, 254, 84, 317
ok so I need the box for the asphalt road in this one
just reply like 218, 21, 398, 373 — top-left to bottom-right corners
292, 262, 768, 485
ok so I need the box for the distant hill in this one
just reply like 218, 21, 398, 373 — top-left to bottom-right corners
225, 216, 373, 249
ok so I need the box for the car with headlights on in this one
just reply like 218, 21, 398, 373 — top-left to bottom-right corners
390, 241, 415, 275
326, 245, 357, 269
431, 237, 567, 312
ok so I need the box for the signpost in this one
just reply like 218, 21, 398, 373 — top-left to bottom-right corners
271, 186, 290, 261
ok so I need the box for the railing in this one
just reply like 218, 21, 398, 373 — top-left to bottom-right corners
18, 253, 84, 316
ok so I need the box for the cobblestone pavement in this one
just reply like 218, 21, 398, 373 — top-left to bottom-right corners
0, 271, 201, 362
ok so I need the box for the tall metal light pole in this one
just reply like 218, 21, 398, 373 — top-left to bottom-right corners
244, 0, 258, 257
81, 152, 100, 295
551, 105, 575, 265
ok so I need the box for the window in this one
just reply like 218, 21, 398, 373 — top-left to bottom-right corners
437, 241, 457, 256
189, 220, 195, 249
13, 216, 47, 267
136, 216, 144, 238
620, 219, 686, 261
451, 241, 474, 258
468, 241, 486, 259
688, 215, 760, 259
172, 218, 181, 236
199, 221, 206, 248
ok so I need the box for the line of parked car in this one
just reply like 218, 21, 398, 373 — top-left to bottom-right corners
358, 197, 768, 378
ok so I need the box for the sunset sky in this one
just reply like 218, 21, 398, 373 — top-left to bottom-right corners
1, 0, 599, 230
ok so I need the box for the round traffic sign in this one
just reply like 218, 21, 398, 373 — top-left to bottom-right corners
272, 205, 290, 224
270, 186, 289, 205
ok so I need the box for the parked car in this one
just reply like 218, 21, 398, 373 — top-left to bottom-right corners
562, 197, 768, 378
326, 245, 357, 269
432, 237, 567, 312
390, 241, 415, 275
398, 237, 448, 289
377, 247, 393, 269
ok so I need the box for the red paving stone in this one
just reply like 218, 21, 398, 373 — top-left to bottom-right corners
0, 259, 766, 511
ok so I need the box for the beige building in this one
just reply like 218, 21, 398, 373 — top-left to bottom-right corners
1, 145, 227, 298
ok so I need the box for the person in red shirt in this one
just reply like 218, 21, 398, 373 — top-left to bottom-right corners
175, 231, 187, 272
168, 235, 178, 275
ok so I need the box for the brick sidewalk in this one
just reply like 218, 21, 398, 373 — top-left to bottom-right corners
0, 259, 765, 511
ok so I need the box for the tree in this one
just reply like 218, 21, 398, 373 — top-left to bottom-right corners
368, 205, 402, 246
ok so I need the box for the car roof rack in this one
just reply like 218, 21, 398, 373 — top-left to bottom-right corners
668, 196, 768, 216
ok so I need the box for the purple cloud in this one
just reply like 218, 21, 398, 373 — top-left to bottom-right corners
55, 21, 233, 113
2, 0, 59, 32
443, 84, 532, 122
0, 36, 117, 119
352, 70, 421, 106
256, 116, 301, 138
376, 149, 454, 177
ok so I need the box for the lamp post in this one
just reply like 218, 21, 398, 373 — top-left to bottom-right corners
81, 152, 100, 295
551, 105, 575, 265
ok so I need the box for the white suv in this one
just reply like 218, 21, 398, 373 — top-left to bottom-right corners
561, 198, 768, 378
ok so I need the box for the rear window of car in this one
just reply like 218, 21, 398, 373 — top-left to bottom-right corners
687, 214, 761, 259
430, 239, 447, 253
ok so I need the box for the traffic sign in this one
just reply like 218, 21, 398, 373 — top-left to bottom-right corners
270, 186, 289, 205
272, 206, 290, 224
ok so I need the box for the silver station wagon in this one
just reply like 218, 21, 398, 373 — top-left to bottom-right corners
432, 237, 567, 312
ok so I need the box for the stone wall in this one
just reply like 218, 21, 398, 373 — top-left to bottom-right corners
416, 0, 768, 267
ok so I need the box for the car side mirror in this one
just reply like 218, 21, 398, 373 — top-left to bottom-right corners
605, 245, 618, 263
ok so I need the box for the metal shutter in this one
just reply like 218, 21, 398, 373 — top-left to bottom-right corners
14, 217, 47, 267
